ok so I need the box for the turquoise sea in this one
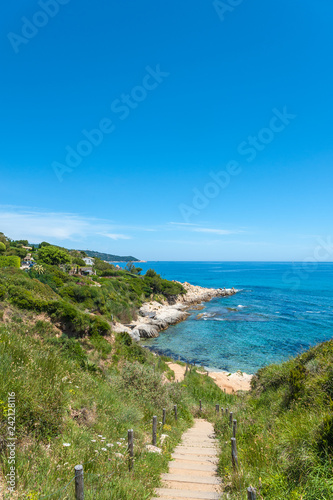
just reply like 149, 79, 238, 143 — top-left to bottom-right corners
120, 262, 333, 374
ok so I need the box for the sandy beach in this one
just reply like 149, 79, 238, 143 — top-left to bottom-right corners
166, 362, 252, 392
208, 370, 252, 393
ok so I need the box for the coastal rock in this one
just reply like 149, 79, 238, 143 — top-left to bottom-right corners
118, 283, 238, 341
131, 324, 159, 339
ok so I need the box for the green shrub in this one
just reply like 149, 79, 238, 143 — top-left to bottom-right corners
0, 255, 20, 268
38, 246, 71, 265
288, 363, 307, 401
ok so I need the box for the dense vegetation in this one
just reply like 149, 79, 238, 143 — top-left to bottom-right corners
216, 340, 333, 499
0, 310, 230, 499
0, 233, 185, 336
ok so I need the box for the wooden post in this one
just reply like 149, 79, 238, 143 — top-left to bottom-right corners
174, 405, 178, 421
185, 364, 188, 375
233, 419, 237, 438
229, 411, 233, 425
221, 407, 224, 415
74, 465, 84, 500
247, 486, 257, 499
128, 429, 134, 471
152, 416, 157, 445
206, 371, 209, 376
162, 408, 166, 426
215, 404, 219, 415
231, 437, 238, 468
225, 408, 229, 415
199, 399, 202, 412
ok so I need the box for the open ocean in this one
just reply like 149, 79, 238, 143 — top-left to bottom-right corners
119, 262, 333, 374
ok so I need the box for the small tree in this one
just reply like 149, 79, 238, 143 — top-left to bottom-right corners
0, 242, 6, 254
125, 261, 142, 275
145, 269, 158, 278
38, 246, 71, 266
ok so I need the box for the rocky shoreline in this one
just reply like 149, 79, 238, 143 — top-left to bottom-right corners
113, 281, 237, 341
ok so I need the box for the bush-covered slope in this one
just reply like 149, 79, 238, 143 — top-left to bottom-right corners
216, 340, 333, 499
0, 233, 185, 337
0, 314, 229, 499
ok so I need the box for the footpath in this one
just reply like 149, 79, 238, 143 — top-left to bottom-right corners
152, 419, 221, 499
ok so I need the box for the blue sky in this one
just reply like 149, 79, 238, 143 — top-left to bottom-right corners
1, 0, 333, 260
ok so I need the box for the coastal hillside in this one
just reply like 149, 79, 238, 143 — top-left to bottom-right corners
1, 233, 333, 498
0, 233, 185, 337
82, 250, 139, 263
216, 340, 333, 499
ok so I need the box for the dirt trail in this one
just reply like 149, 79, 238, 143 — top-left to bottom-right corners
166, 362, 186, 383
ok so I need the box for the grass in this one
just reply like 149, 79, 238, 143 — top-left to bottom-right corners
0, 312, 225, 499
2, 309, 333, 499
215, 341, 333, 499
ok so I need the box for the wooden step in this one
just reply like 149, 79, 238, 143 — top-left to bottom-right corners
169, 462, 217, 472
161, 473, 220, 485
154, 488, 221, 499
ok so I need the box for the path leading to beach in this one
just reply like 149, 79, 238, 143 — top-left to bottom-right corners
153, 419, 221, 499
166, 362, 186, 383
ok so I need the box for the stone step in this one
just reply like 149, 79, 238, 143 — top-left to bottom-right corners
174, 446, 218, 455
180, 442, 216, 447
153, 488, 221, 499
161, 473, 220, 485
169, 462, 217, 472
163, 481, 218, 492
171, 453, 218, 463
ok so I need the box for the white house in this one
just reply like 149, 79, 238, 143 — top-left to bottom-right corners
82, 257, 95, 266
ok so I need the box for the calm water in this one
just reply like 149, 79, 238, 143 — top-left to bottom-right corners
119, 262, 333, 374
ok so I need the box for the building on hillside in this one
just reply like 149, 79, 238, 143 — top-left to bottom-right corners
82, 257, 95, 266
69, 266, 79, 276
80, 267, 96, 276
20, 257, 35, 271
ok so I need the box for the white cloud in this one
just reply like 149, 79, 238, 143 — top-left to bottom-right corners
193, 228, 242, 235
0, 208, 132, 243
103, 233, 132, 240
168, 222, 199, 226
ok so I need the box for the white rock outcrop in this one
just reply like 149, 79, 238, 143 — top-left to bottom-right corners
114, 283, 237, 341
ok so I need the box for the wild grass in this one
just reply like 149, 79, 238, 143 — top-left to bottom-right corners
0, 316, 224, 499
215, 341, 333, 499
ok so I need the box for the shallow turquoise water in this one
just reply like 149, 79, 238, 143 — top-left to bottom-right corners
120, 262, 333, 374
